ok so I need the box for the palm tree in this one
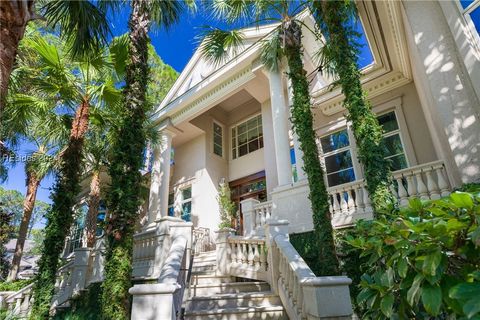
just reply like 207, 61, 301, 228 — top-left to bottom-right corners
0, 1, 110, 127
5, 32, 121, 319
311, 1, 395, 212
101, 1, 188, 312
199, 0, 340, 275
7, 146, 55, 282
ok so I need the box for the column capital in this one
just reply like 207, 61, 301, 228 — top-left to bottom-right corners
157, 118, 183, 137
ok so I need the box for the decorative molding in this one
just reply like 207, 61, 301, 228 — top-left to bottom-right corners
385, 1, 412, 79
171, 66, 256, 125
317, 72, 411, 116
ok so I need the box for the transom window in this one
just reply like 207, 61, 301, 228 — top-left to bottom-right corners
181, 187, 192, 222
378, 111, 408, 171
213, 122, 223, 157
460, 1, 480, 36
231, 114, 263, 159
320, 129, 356, 187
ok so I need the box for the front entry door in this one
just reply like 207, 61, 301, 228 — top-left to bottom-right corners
229, 171, 267, 235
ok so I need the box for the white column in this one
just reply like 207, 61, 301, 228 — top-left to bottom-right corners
148, 131, 173, 226
286, 77, 306, 181
268, 69, 293, 186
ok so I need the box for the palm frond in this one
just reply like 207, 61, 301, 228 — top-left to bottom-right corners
260, 31, 284, 72
149, 0, 185, 30
198, 27, 245, 66
42, 0, 110, 59
208, 0, 252, 23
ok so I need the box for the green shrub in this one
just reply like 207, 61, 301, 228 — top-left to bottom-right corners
0, 279, 33, 292
52, 283, 102, 320
346, 191, 480, 319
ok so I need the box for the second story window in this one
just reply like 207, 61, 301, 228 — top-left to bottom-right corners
320, 129, 356, 187
168, 192, 175, 216
213, 122, 223, 157
231, 114, 263, 159
378, 111, 408, 171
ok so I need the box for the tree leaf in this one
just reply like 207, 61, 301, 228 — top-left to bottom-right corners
423, 250, 442, 276
451, 192, 474, 210
449, 282, 480, 300
409, 198, 423, 211
421, 283, 442, 316
398, 258, 408, 278
407, 274, 423, 306
463, 298, 480, 319
380, 293, 394, 318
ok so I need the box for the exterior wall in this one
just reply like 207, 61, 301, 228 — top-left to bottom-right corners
402, 0, 480, 185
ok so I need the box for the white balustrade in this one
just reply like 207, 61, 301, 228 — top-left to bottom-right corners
132, 228, 160, 278
227, 236, 268, 281
192, 227, 215, 253
329, 160, 452, 228
1, 283, 35, 318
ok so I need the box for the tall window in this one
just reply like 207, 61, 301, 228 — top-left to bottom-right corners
231, 114, 263, 159
69, 203, 88, 253
213, 122, 223, 157
96, 201, 107, 237
378, 111, 408, 171
181, 187, 192, 222
320, 129, 356, 187
168, 192, 175, 217
460, 1, 480, 36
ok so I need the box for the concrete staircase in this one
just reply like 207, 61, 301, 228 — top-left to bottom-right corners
183, 251, 288, 320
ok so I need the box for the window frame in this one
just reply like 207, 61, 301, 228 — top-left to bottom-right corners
230, 113, 263, 160
319, 128, 357, 188
212, 120, 224, 158
317, 97, 416, 187
180, 186, 192, 222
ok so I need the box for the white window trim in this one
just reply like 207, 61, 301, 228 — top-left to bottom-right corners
230, 112, 263, 160
316, 96, 417, 186
180, 186, 193, 220
212, 119, 224, 159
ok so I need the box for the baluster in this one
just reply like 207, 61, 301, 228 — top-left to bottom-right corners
363, 186, 373, 214
436, 166, 450, 197
260, 208, 266, 227
259, 243, 266, 270
255, 210, 261, 230
288, 268, 294, 298
230, 242, 236, 264
237, 241, 242, 264
396, 177, 409, 206
340, 191, 348, 213
406, 173, 417, 198
346, 189, 355, 212
247, 243, 254, 265
425, 168, 440, 199
332, 192, 340, 216
355, 186, 364, 214
266, 205, 271, 221
415, 170, 429, 200
242, 242, 248, 264
252, 243, 260, 268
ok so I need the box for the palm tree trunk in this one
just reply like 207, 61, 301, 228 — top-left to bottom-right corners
282, 20, 339, 276
101, 0, 149, 318
31, 97, 90, 319
85, 170, 100, 248
0, 0, 35, 113
7, 173, 40, 281
314, 1, 395, 212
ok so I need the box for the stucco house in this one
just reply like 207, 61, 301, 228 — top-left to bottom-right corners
22, 1, 477, 319
61, 0, 480, 251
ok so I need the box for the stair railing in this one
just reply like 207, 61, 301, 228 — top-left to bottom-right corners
265, 220, 353, 320
0, 282, 35, 318
130, 217, 193, 320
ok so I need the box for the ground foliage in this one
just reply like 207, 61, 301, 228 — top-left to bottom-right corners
0, 207, 13, 280
345, 191, 480, 319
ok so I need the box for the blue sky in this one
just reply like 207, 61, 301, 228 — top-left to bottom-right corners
1, 5, 374, 208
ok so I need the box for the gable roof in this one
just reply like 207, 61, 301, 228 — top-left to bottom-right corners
158, 22, 279, 111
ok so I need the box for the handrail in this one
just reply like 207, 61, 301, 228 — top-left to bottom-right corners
4, 282, 34, 302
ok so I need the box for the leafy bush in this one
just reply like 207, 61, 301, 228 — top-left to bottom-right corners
52, 283, 102, 320
217, 181, 236, 229
346, 191, 480, 319
0, 279, 32, 292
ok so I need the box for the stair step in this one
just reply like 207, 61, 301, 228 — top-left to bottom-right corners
194, 251, 216, 260
185, 291, 281, 310
192, 264, 216, 273
189, 282, 270, 296
190, 274, 233, 285
183, 305, 287, 320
